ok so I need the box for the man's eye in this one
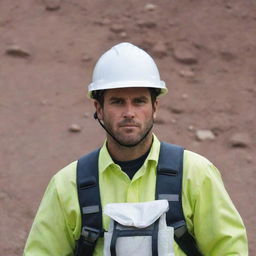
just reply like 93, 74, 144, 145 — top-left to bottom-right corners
111, 99, 123, 104
134, 98, 147, 104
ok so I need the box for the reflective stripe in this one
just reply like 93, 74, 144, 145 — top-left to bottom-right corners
82, 205, 100, 214
159, 194, 179, 202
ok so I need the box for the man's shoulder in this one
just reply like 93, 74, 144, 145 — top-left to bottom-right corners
183, 149, 222, 184
55, 160, 78, 180
184, 149, 212, 165
183, 149, 214, 174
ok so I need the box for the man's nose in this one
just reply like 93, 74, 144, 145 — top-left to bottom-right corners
123, 103, 135, 119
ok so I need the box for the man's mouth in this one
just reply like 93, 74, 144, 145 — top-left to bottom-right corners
119, 120, 139, 128
120, 124, 137, 127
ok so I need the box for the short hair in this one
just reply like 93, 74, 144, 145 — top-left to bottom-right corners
92, 88, 161, 107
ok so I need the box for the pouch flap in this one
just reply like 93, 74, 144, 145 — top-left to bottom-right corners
104, 200, 169, 228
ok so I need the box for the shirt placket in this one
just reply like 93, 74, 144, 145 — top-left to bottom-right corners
126, 165, 147, 202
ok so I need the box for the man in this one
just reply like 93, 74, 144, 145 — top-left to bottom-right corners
23, 42, 248, 255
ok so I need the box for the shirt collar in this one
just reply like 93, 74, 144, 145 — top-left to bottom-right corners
99, 140, 114, 174
98, 134, 161, 174
147, 134, 160, 163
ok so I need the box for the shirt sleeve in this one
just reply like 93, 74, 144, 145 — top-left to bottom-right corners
23, 176, 76, 256
183, 152, 248, 255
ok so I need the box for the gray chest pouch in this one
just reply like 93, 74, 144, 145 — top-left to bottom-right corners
103, 200, 174, 256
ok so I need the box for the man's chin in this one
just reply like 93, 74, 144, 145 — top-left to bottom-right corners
115, 135, 141, 146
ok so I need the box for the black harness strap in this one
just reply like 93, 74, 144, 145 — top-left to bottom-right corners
75, 149, 102, 256
156, 142, 203, 256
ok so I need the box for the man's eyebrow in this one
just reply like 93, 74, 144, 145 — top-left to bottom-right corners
109, 96, 123, 100
135, 95, 149, 100
108, 95, 148, 101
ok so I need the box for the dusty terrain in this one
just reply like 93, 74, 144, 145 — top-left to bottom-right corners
0, 0, 255, 255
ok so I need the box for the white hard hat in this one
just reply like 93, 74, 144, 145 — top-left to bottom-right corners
88, 42, 167, 98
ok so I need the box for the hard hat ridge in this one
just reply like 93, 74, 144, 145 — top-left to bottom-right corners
88, 42, 167, 98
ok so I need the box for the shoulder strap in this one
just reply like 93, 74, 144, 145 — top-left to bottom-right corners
75, 148, 102, 256
156, 142, 203, 256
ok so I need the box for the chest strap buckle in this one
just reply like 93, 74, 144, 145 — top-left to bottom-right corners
81, 226, 102, 246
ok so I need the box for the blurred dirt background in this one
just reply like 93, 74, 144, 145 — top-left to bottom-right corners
0, 0, 255, 255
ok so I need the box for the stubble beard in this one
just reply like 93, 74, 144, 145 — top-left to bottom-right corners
104, 117, 154, 147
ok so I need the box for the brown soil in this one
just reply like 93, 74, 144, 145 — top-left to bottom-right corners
0, 0, 255, 254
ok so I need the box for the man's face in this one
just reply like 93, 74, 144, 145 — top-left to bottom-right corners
94, 87, 158, 147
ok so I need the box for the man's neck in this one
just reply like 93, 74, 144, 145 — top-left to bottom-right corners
106, 134, 153, 161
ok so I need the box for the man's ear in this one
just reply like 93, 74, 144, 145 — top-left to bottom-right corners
94, 100, 103, 120
153, 99, 159, 120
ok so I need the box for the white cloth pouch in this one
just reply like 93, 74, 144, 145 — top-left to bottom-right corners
103, 200, 174, 256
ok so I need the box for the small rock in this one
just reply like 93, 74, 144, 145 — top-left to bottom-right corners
119, 32, 128, 39
246, 87, 256, 94
220, 51, 236, 62
230, 133, 251, 148
170, 106, 184, 114
137, 20, 157, 28
110, 24, 124, 33
94, 18, 111, 26
82, 54, 92, 62
69, 124, 81, 133
171, 119, 177, 124
40, 99, 49, 105
225, 3, 232, 10
44, 0, 61, 11
6, 45, 31, 58
100, 17, 111, 25
84, 113, 89, 118
196, 130, 215, 141
152, 41, 167, 58
173, 47, 198, 65
144, 3, 157, 11
188, 125, 194, 131
181, 93, 189, 100
179, 69, 195, 78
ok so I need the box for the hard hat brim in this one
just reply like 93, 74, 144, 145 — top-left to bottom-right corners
88, 80, 168, 99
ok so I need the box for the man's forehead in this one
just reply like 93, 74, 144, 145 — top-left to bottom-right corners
104, 87, 150, 98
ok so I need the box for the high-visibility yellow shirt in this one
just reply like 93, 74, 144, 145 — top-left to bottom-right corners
23, 135, 248, 255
